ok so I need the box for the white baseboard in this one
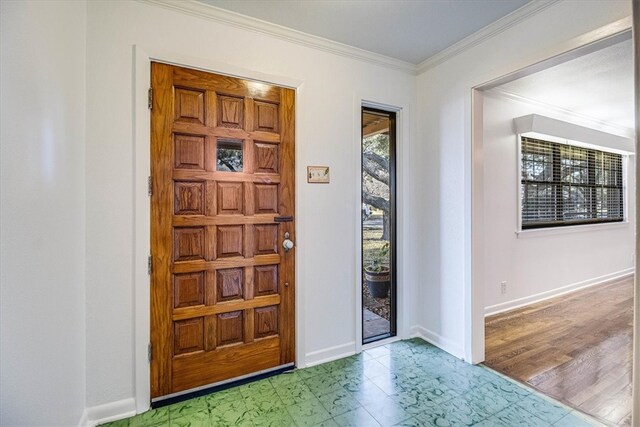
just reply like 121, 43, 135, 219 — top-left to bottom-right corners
81, 398, 137, 427
77, 409, 88, 427
485, 268, 634, 317
410, 325, 464, 360
409, 325, 421, 337
79, 331, 465, 426
304, 341, 356, 367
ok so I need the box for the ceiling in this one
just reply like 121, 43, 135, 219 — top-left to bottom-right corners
498, 38, 634, 131
198, 0, 530, 64
193, 1, 633, 131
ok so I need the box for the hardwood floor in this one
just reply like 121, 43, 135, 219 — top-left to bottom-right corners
484, 276, 634, 426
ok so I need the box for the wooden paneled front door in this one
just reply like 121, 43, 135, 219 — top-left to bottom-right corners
150, 62, 295, 399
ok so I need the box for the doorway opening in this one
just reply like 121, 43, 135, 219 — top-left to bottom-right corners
473, 29, 635, 426
361, 107, 397, 344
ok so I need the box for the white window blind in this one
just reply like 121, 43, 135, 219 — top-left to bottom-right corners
521, 137, 624, 229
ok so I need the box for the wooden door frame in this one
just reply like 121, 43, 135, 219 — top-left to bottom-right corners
132, 45, 303, 414
469, 18, 633, 365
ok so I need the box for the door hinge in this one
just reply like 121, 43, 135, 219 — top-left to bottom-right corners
148, 342, 153, 362
148, 88, 153, 110
148, 255, 152, 275
147, 176, 153, 196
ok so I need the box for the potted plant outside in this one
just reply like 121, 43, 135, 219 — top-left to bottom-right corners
364, 242, 391, 298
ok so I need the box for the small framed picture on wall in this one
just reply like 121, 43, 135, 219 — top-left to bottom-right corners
307, 166, 330, 183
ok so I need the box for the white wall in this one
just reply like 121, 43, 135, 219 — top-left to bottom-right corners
0, 1, 87, 425
482, 90, 635, 314
84, 0, 418, 412
3, 0, 634, 422
416, 0, 632, 361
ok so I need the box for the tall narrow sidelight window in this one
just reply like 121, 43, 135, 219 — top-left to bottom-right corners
361, 107, 396, 344
521, 136, 625, 229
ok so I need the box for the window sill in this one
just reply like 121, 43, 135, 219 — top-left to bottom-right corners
516, 221, 630, 239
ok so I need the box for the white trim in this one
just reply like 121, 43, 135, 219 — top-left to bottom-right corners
494, 89, 635, 139
469, 17, 634, 367
417, 0, 561, 73
293, 80, 306, 375
133, 45, 305, 414
410, 326, 465, 361
513, 114, 635, 154
304, 342, 356, 367
352, 95, 411, 353
77, 410, 88, 427
516, 221, 631, 238
517, 131, 635, 155
138, 0, 416, 74
138, 47, 304, 90
139, 0, 562, 76
132, 45, 152, 416
484, 268, 634, 317
633, 4, 640, 426
474, 18, 632, 91
408, 325, 422, 338
353, 95, 364, 355
363, 335, 402, 350
470, 89, 485, 364
81, 398, 137, 427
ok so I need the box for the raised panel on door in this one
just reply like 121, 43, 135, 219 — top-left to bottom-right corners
174, 317, 204, 356
216, 182, 244, 215
254, 225, 278, 255
255, 306, 278, 338
254, 142, 278, 174
173, 272, 205, 309
216, 268, 244, 302
174, 181, 205, 215
218, 95, 244, 129
174, 88, 205, 125
255, 184, 279, 214
151, 62, 295, 399
216, 225, 244, 258
173, 227, 205, 262
217, 311, 244, 346
254, 265, 278, 296
254, 100, 279, 133
174, 134, 205, 170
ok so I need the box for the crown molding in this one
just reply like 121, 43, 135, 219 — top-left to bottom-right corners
417, 0, 561, 74
489, 87, 635, 138
138, 0, 567, 77
138, 0, 418, 74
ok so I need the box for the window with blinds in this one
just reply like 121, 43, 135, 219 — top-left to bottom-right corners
521, 137, 624, 229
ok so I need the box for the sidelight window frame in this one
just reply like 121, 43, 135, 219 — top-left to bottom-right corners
519, 136, 626, 230
361, 106, 397, 344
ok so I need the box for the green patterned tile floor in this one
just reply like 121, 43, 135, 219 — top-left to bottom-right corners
101, 338, 603, 427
